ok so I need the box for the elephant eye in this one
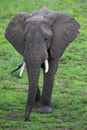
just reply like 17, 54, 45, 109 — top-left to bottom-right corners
24, 38, 26, 41
44, 37, 48, 41
44, 34, 49, 42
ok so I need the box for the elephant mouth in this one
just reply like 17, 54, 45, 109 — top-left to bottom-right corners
19, 59, 49, 77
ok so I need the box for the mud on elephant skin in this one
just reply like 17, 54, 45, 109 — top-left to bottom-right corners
5, 7, 80, 121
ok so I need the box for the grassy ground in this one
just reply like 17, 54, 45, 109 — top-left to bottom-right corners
0, 0, 87, 129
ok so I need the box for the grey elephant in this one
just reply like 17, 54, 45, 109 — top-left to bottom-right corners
5, 7, 80, 121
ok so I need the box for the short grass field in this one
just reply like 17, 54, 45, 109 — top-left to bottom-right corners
0, 0, 87, 129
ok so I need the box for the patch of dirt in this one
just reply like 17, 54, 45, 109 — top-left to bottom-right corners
5, 113, 23, 120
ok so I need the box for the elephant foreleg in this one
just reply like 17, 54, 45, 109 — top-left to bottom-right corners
38, 57, 58, 113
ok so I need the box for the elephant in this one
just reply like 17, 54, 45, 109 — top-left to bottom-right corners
5, 7, 80, 121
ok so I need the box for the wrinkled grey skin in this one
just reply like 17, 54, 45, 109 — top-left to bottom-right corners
5, 7, 80, 121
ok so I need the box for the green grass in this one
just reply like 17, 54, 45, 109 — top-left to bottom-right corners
0, 0, 87, 129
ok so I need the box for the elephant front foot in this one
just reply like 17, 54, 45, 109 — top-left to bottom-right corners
38, 106, 52, 113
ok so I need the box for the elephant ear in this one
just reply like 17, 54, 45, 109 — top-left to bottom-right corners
5, 13, 29, 55
49, 12, 80, 58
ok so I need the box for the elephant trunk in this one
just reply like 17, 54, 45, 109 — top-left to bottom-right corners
24, 60, 40, 120
24, 51, 49, 120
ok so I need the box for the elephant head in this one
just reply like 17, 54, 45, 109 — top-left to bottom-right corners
5, 7, 80, 121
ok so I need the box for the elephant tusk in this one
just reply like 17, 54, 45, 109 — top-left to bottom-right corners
44, 59, 49, 73
19, 62, 26, 77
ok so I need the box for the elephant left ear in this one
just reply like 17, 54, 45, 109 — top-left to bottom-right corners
49, 12, 80, 58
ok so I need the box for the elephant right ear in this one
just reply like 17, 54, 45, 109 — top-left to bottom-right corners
5, 13, 29, 55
